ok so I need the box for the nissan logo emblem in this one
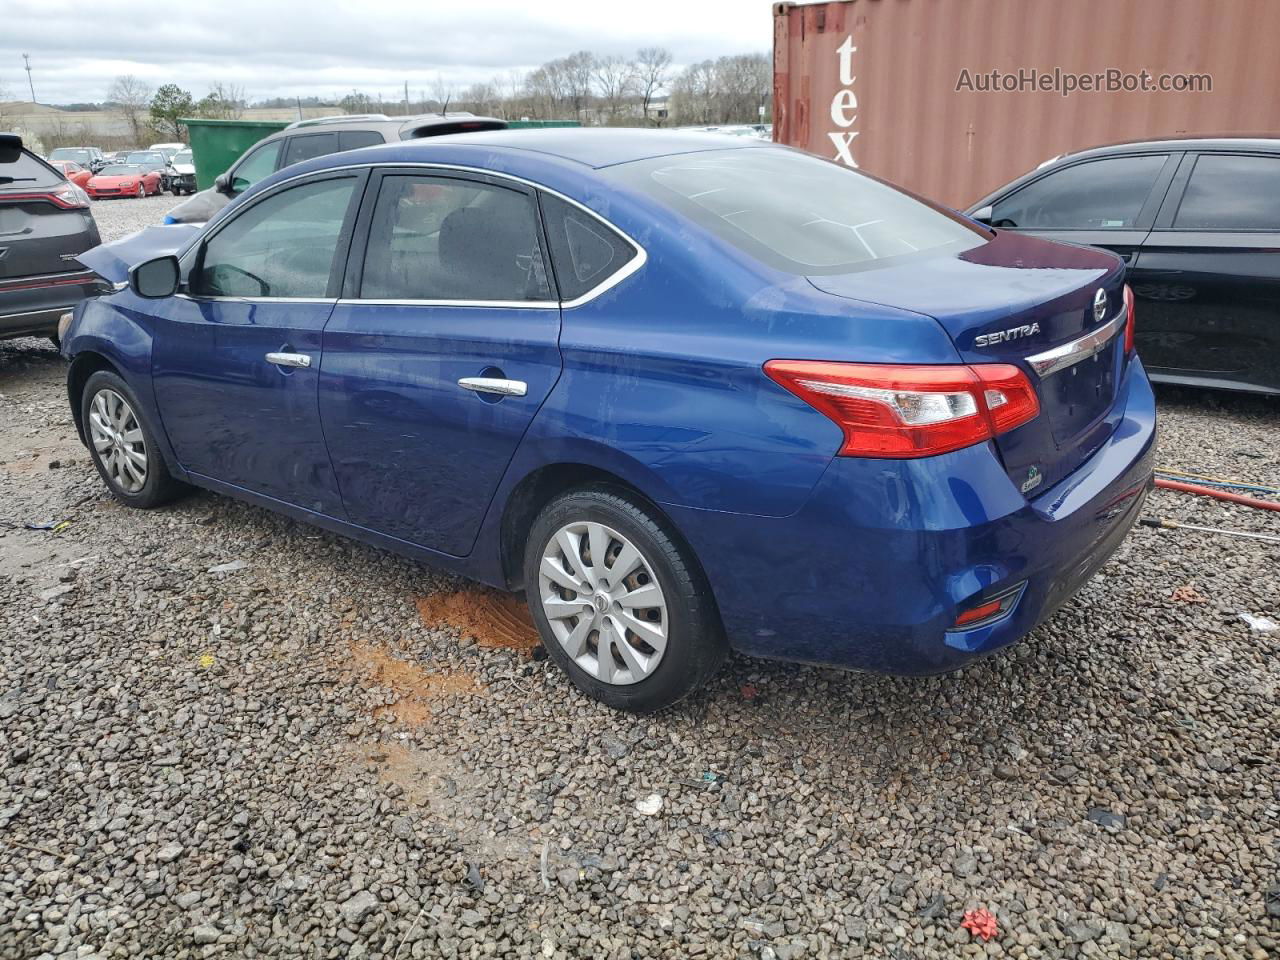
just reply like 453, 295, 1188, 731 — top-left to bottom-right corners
1093, 288, 1107, 324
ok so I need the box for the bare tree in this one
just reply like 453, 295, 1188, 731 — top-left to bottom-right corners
634, 46, 673, 124
430, 74, 454, 114
561, 51, 596, 122
107, 75, 153, 145
593, 55, 635, 123
460, 81, 497, 116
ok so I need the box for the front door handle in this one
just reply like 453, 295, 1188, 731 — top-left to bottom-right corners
458, 376, 527, 397
266, 351, 312, 369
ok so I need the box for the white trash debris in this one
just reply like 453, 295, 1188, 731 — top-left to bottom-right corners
635, 793, 664, 816
1239, 613, 1278, 632
207, 559, 248, 574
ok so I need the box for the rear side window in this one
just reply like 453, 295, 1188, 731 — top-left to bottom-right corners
1, 150, 61, 187
991, 155, 1167, 230
359, 175, 551, 302
339, 131, 384, 151
617, 148, 984, 274
282, 133, 339, 167
539, 193, 637, 299
194, 177, 356, 298
1174, 154, 1280, 230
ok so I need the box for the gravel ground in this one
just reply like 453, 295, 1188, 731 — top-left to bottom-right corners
0, 194, 1277, 960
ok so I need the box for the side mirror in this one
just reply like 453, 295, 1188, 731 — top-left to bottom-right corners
129, 255, 180, 299
214, 173, 231, 194
971, 204, 994, 226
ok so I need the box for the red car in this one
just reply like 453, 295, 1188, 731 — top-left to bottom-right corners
50, 160, 93, 189
85, 163, 162, 199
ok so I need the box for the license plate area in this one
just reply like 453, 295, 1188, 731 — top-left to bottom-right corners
1044, 339, 1120, 443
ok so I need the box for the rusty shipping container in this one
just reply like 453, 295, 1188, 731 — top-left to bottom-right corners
773, 0, 1280, 207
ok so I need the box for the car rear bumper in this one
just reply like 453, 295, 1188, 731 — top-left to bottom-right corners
667, 356, 1157, 674
1, 270, 103, 338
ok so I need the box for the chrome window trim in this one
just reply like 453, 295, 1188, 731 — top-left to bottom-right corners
191, 160, 648, 310
176, 294, 336, 305
1025, 308, 1126, 378
336, 298, 559, 310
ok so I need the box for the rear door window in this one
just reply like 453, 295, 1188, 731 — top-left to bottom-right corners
358, 174, 551, 302
539, 193, 637, 300
194, 176, 358, 298
282, 133, 340, 167
990, 155, 1168, 229
339, 131, 385, 151
1174, 154, 1280, 230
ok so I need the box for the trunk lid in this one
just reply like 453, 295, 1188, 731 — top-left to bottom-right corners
808, 230, 1128, 493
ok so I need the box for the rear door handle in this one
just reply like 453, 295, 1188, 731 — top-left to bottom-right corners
458, 376, 527, 397
266, 352, 312, 369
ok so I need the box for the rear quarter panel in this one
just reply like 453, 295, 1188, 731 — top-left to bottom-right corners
497, 182, 966, 519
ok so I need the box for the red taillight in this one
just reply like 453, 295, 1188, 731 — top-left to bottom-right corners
763, 360, 1040, 458
1, 182, 89, 210
1123, 283, 1135, 354
954, 599, 1003, 627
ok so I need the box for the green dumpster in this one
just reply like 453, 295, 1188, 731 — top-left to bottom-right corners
180, 118, 289, 191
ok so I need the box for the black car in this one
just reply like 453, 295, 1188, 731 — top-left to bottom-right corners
0, 134, 103, 343
47, 146, 106, 173
968, 137, 1280, 395
164, 112, 507, 224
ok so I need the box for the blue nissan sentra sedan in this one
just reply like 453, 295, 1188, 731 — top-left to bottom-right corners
63, 130, 1155, 712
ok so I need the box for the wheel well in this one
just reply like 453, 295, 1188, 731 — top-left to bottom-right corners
500, 464, 676, 591
67, 352, 121, 442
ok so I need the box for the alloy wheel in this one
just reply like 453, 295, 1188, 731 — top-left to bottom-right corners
88, 388, 148, 494
537, 520, 668, 685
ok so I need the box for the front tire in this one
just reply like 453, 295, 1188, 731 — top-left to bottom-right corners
523, 485, 726, 712
81, 370, 184, 508
135, 183, 145, 198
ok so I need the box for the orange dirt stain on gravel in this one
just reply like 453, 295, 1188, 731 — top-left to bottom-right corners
414, 587, 542, 657
346, 639, 482, 727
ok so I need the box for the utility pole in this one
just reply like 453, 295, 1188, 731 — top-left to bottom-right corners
404, 81, 409, 116
23, 53, 36, 103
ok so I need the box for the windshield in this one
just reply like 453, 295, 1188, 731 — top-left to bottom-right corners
614, 147, 988, 275
127, 152, 164, 164
50, 148, 90, 163
98, 164, 142, 176
173, 151, 193, 164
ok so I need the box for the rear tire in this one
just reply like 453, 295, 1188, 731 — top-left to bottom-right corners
81, 370, 184, 509
523, 484, 726, 712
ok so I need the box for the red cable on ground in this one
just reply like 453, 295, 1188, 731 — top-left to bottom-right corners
1154, 476, 1280, 513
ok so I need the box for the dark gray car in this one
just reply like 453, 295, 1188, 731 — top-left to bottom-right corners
0, 134, 103, 342
164, 112, 507, 225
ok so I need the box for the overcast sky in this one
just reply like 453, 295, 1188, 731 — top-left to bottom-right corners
2, 0, 772, 105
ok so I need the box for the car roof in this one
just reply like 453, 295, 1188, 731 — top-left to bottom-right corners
263, 113, 506, 142
1054, 134, 1280, 162
373, 127, 770, 169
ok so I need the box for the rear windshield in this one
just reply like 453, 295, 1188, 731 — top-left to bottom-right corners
127, 152, 164, 164
613, 147, 987, 275
2, 150, 61, 187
